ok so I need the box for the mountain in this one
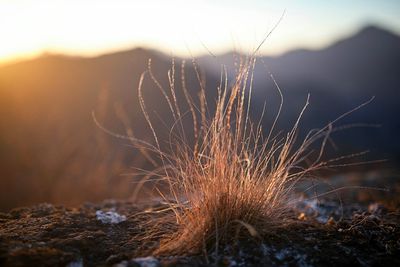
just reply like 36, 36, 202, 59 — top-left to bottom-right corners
0, 48, 183, 210
0, 47, 217, 210
258, 25, 400, 160
0, 25, 399, 210
199, 25, 400, 162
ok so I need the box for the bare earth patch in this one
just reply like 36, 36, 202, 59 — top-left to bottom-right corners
1, 192, 399, 267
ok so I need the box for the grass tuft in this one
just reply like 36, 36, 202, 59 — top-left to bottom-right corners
92, 52, 378, 256
132, 55, 336, 256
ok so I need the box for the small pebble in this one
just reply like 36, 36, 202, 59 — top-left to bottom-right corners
326, 217, 336, 226
298, 212, 306, 220
132, 256, 160, 267
96, 210, 126, 224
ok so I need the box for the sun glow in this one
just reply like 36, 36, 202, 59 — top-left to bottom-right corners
0, 0, 399, 64
0, 0, 281, 62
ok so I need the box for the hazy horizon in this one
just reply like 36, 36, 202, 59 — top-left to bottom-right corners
1, 0, 399, 65
1, 23, 398, 67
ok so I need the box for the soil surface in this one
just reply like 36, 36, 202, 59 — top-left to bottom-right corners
0, 174, 399, 266
0, 174, 400, 267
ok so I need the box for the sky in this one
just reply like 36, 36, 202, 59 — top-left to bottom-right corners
0, 0, 399, 64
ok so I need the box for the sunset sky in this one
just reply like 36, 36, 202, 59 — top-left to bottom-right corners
1, 0, 399, 64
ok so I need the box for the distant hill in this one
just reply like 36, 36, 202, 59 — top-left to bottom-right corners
199, 25, 400, 162
260, 25, 400, 161
0, 48, 185, 210
0, 25, 399, 210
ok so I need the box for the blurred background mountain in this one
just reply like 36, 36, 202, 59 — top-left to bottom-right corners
0, 25, 399, 211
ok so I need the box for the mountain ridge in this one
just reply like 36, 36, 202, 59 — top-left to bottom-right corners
0, 24, 399, 210
2, 25, 398, 70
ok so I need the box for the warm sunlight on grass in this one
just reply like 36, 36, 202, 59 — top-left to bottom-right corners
108, 55, 351, 256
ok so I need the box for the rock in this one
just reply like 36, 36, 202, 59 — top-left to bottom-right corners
132, 256, 160, 267
96, 210, 127, 224
66, 259, 83, 267
368, 203, 388, 215
0, 200, 399, 266
326, 217, 336, 226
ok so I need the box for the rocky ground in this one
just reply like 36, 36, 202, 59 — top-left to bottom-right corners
0, 174, 399, 267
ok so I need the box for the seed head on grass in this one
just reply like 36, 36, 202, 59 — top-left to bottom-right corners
132, 55, 337, 256
91, 53, 378, 256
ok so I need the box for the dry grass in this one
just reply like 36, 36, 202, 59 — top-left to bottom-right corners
94, 52, 377, 256
127, 55, 340, 256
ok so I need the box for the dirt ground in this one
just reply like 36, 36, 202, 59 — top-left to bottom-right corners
0, 173, 399, 267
